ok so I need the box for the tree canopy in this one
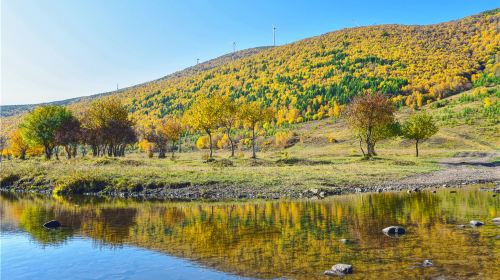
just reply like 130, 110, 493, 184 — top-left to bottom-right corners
402, 112, 439, 157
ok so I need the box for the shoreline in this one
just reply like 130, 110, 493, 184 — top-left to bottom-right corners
2, 177, 498, 201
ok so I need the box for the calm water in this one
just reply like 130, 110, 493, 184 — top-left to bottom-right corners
1, 187, 499, 280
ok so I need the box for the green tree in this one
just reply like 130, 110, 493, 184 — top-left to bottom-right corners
20, 106, 73, 159
239, 102, 274, 159
402, 112, 438, 157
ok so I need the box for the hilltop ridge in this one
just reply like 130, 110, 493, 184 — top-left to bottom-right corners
0, 46, 272, 117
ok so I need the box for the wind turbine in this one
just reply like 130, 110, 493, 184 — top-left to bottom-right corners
273, 25, 277, 46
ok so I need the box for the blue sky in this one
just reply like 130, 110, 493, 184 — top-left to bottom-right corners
1, 0, 498, 105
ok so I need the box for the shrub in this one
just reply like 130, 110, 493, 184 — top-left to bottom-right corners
196, 135, 210, 149
275, 131, 297, 148
54, 174, 107, 195
328, 134, 338, 143
0, 173, 20, 188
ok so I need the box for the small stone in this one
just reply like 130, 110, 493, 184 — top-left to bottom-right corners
457, 224, 465, 228
355, 188, 362, 193
407, 190, 412, 194
339, 238, 349, 244
492, 217, 500, 223
432, 190, 437, 193
319, 191, 325, 198
324, 264, 353, 276
310, 188, 319, 194
43, 220, 61, 229
422, 259, 433, 267
376, 188, 383, 193
383, 226, 406, 235
442, 184, 448, 188
470, 220, 484, 227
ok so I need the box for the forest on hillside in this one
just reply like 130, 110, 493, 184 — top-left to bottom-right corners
99, 9, 499, 128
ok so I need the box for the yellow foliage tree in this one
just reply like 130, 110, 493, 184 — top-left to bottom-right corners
9, 130, 29, 160
239, 102, 275, 158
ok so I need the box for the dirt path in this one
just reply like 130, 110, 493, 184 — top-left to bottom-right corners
386, 152, 500, 187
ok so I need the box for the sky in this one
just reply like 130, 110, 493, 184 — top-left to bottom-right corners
1, 0, 498, 105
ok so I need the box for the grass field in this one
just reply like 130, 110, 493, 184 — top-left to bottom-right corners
1, 86, 498, 198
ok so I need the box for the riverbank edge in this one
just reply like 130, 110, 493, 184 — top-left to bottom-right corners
1, 176, 498, 201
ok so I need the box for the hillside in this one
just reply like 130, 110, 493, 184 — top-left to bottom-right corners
0, 46, 272, 117
1, 9, 499, 132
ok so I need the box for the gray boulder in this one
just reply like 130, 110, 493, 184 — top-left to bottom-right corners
383, 226, 406, 235
324, 264, 353, 276
470, 220, 484, 227
43, 220, 61, 229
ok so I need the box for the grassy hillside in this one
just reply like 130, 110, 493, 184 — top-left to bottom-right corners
1, 85, 498, 198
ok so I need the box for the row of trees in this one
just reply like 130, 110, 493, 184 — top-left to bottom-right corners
183, 95, 274, 159
4, 92, 438, 161
346, 93, 438, 158
9, 98, 136, 160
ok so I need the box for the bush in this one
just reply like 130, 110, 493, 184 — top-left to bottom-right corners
0, 173, 20, 188
196, 135, 210, 149
275, 131, 297, 148
54, 174, 107, 195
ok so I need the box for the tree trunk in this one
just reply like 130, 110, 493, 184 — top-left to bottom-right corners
415, 140, 419, 157
359, 137, 366, 157
251, 125, 256, 159
227, 130, 235, 157
208, 132, 213, 159
65, 146, 71, 159
171, 141, 175, 158
20, 151, 26, 160
71, 145, 77, 158
158, 146, 166, 158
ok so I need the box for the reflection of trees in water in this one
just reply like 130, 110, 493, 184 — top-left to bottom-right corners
1, 189, 498, 279
18, 205, 74, 246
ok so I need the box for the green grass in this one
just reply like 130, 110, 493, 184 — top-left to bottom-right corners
1, 86, 498, 196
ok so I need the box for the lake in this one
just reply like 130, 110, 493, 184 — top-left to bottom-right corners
1, 186, 499, 279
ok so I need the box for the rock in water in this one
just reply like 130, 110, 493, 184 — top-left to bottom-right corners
470, 220, 484, 227
324, 264, 353, 276
43, 220, 61, 229
422, 259, 433, 267
382, 226, 406, 235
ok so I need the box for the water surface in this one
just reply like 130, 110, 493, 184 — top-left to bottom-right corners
1, 187, 499, 279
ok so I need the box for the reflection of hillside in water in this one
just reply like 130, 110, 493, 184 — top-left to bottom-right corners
1, 188, 498, 279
